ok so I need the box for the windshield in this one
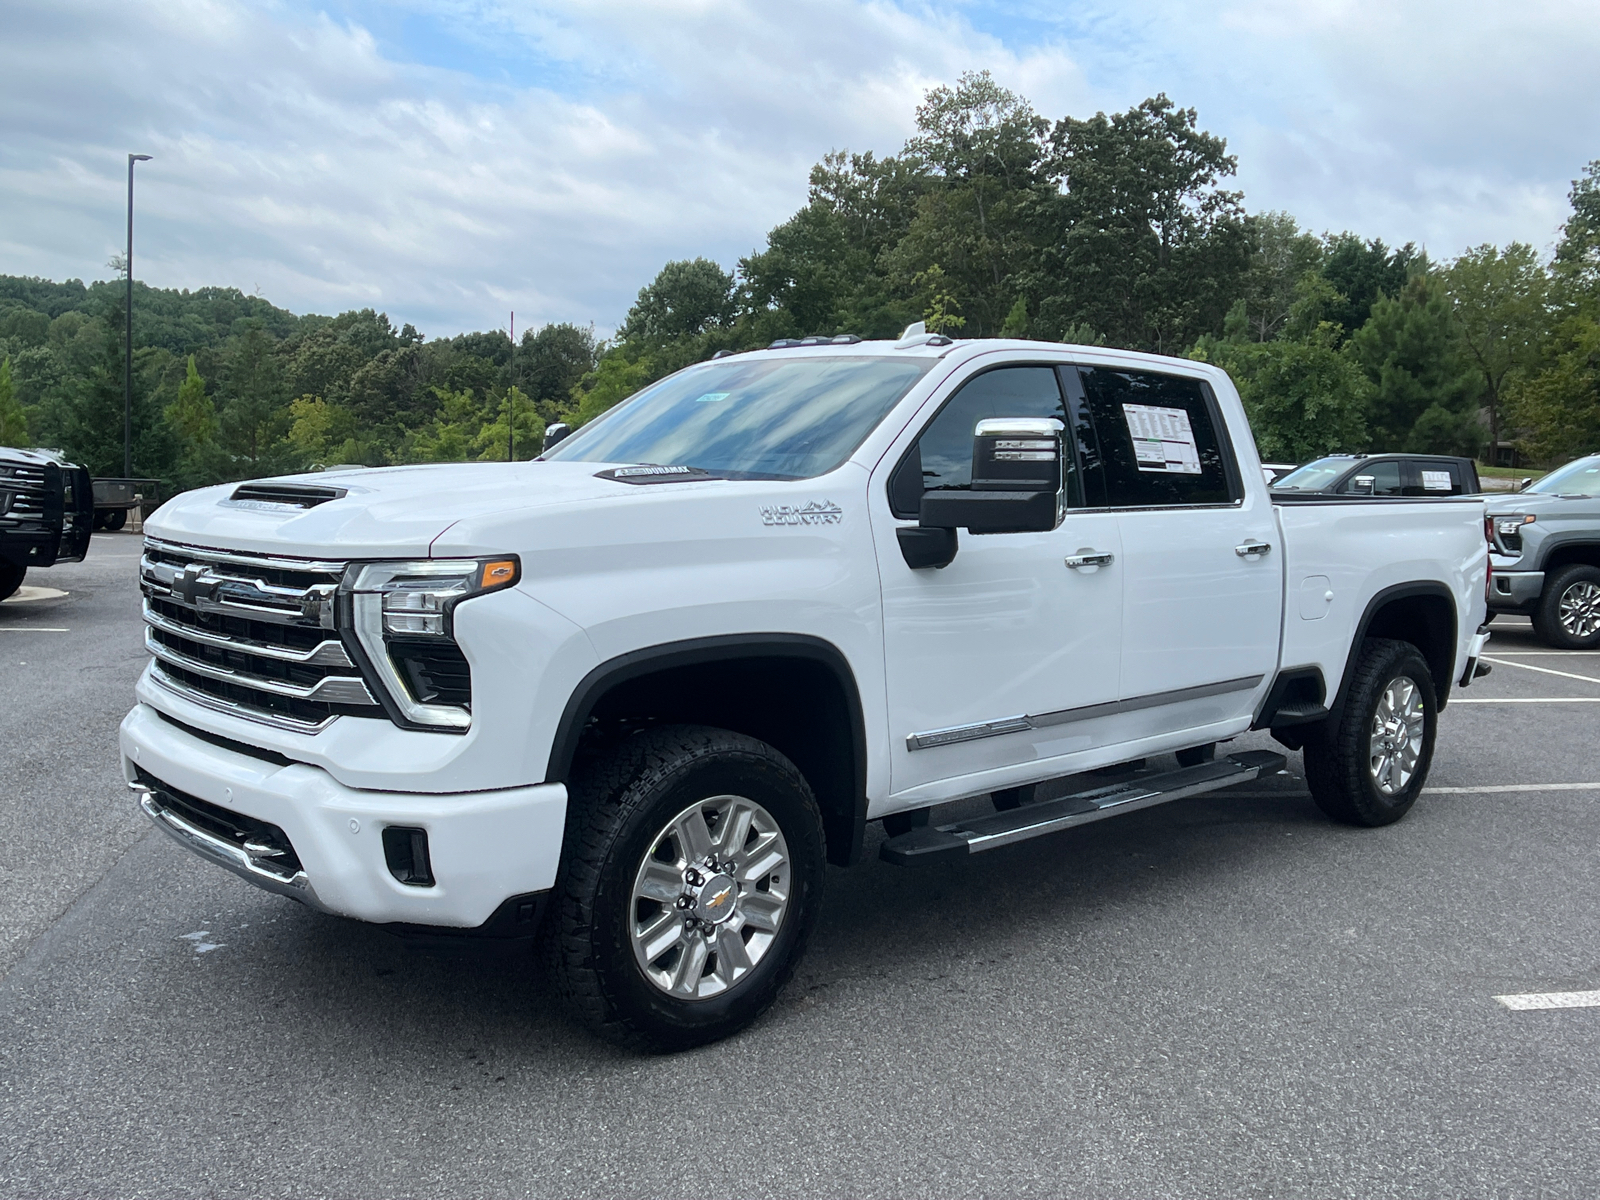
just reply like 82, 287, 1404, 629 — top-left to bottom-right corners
543, 355, 934, 480
1525, 456, 1600, 497
1271, 458, 1355, 491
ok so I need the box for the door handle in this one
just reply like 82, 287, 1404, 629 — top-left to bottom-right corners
1235, 540, 1272, 558
1065, 550, 1115, 569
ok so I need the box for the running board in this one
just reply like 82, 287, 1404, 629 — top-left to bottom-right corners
880, 750, 1287, 866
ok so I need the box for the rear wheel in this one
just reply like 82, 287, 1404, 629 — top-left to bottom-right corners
549, 725, 826, 1051
0, 561, 24, 600
1303, 638, 1436, 827
1535, 565, 1600, 650
103, 508, 128, 531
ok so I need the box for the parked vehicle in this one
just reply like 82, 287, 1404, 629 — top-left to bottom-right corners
1484, 453, 1600, 648
92, 477, 161, 530
0, 446, 93, 599
120, 336, 1489, 1048
1271, 453, 1481, 497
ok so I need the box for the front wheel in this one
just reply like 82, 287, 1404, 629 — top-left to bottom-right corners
1535, 565, 1600, 650
1303, 638, 1437, 827
549, 725, 826, 1051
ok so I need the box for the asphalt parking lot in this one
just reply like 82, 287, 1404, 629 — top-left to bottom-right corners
3, 534, 1598, 1198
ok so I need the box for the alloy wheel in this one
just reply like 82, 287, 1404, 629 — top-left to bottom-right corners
1368, 674, 1425, 796
629, 795, 791, 1000
1558, 581, 1600, 639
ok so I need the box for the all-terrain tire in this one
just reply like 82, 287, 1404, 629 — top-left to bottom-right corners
1535, 564, 1600, 650
1302, 638, 1437, 827
547, 724, 826, 1051
0, 561, 24, 601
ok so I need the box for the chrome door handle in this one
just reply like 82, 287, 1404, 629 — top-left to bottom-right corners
1064, 551, 1115, 569
1235, 540, 1272, 558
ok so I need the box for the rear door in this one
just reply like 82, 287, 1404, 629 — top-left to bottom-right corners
1071, 365, 1280, 729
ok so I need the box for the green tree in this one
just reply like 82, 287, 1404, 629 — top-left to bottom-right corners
1348, 275, 1477, 454
165, 355, 216, 445
0, 356, 26, 445
472, 386, 543, 460
741, 149, 929, 339
1508, 313, 1600, 461
888, 71, 1051, 336
1553, 159, 1600, 290
1194, 326, 1369, 461
217, 324, 295, 474
517, 322, 598, 415
1238, 212, 1324, 342
1035, 94, 1249, 352
620, 259, 734, 342
1442, 243, 1549, 454
1317, 234, 1422, 342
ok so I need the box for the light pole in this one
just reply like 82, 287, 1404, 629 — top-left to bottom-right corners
508, 311, 515, 463
125, 153, 152, 478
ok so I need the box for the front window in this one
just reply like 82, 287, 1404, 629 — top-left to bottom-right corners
1525, 456, 1600, 497
543, 356, 933, 481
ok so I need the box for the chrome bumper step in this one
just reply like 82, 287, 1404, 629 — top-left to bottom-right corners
880, 749, 1287, 866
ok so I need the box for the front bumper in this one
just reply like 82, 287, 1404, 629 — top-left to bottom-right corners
1488, 569, 1544, 611
120, 703, 567, 928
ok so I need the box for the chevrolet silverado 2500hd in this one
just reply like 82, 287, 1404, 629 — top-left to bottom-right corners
1485, 453, 1600, 649
121, 335, 1489, 1048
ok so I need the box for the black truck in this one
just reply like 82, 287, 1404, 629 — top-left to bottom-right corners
0, 447, 94, 599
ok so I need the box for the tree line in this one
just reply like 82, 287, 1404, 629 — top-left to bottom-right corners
2, 71, 1596, 488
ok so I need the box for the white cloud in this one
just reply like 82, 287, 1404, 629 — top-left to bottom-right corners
0, 0, 1086, 335
0, 0, 1594, 337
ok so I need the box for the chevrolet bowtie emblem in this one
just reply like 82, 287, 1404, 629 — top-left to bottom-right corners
176, 564, 207, 605
706, 885, 733, 910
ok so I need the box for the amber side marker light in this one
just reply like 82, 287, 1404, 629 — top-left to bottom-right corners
481, 559, 518, 588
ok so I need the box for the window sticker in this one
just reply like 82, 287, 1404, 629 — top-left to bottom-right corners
1121, 403, 1201, 474
1421, 469, 1453, 491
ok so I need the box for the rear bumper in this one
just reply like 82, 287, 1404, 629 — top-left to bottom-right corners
1488, 569, 1544, 611
120, 702, 567, 928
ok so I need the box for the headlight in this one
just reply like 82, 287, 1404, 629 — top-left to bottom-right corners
346, 557, 520, 730
1493, 514, 1534, 553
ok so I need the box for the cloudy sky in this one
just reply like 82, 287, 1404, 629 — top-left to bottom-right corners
3, 0, 1598, 337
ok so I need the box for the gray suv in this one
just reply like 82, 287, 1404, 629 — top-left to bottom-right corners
1485, 454, 1600, 649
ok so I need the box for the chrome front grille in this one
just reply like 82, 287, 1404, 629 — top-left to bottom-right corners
140, 538, 382, 732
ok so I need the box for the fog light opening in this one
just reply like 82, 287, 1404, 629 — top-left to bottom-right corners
382, 826, 435, 887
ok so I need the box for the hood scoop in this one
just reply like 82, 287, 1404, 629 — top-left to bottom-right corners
226, 482, 349, 511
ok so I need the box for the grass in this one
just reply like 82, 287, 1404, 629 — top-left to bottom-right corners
1476, 462, 1544, 480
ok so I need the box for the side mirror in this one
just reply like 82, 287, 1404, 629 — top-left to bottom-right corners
544, 421, 571, 450
918, 418, 1064, 535
1350, 474, 1375, 494
1517, 477, 1532, 492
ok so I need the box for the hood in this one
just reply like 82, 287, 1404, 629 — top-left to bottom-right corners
1482, 490, 1559, 515
145, 461, 705, 558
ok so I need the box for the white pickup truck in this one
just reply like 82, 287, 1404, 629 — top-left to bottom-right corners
122, 334, 1489, 1048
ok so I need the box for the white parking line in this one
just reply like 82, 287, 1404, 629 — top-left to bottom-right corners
1481, 656, 1600, 685
1426, 782, 1600, 793
1217, 783, 1600, 796
1451, 697, 1600, 703
1487, 651, 1600, 657
1496, 990, 1600, 1011
0, 627, 69, 633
